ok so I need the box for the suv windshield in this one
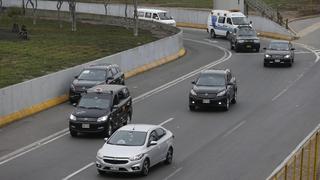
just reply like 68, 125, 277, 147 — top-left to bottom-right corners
78, 69, 106, 81
108, 130, 147, 146
159, 12, 171, 20
238, 28, 256, 36
232, 17, 249, 25
78, 93, 111, 110
197, 73, 225, 86
269, 42, 289, 50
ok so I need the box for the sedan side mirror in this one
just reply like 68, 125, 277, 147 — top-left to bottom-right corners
148, 141, 157, 147
291, 48, 295, 50
72, 103, 77, 107
263, 47, 267, 50
74, 75, 78, 79
104, 138, 108, 142
191, 81, 196, 85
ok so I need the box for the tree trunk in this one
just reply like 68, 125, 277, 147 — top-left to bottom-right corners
57, 0, 63, 28
22, 0, 25, 15
26, 0, 37, 25
104, 0, 111, 15
68, 0, 77, 32
133, 0, 138, 36
124, 0, 128, 29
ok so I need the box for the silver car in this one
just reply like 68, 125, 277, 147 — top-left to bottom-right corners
96, 124, 174, 176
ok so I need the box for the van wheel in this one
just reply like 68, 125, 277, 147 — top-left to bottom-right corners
210, 30, 216, 38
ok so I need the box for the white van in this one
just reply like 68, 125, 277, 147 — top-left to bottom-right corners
137, 8, 176, 27
207, 10, 250, 39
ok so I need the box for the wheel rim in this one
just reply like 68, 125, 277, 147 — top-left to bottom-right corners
143, 161, 149, 175
107, 124, 112, 136
167, 150, 173, 163
226, 98, 230, 109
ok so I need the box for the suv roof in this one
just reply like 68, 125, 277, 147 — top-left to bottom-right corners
86, 84, 126, 94
84, 63, 119, 70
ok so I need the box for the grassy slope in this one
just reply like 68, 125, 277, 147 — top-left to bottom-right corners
0, 17, 157, 88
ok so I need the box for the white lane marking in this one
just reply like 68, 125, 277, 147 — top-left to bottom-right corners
272, 73, 304, 102
61, 162, 95, 180
294, 43, 320, 63
0, 38, 232, 166
61, 118, 176, 179
0, 129, 69, 166
159, 118, 174, 126
223, 121, 246, 138
163, 167, 183, 180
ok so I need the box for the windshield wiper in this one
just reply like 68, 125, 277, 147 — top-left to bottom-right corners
87, 107, 105, 110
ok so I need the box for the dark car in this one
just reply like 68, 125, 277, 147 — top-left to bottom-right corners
230, 25, 260, 52
69, 85, 132, 137
189, 69, 237, 111
69, 64, 125, 104
263, 40, 295, 67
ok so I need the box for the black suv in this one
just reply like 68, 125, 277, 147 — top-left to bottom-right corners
189, 69, 237, 111
263, 40, 295, 67
69, 85, 132, 137
69, 64, 125, 104
230, 25, 260, 52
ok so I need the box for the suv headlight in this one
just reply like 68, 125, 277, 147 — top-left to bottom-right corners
284, 55, 291, 59
190, 89, 197, 96
129, 153, 144, 161
237, 39, 245, 43
97, 115, 108, 122
70, 114, 77, 121
217, 90, 226, 97
254, 39, 260, 43
265, 54, 271, 58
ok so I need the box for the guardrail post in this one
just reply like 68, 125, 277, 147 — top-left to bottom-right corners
284, 165, 288, 180
293, 155, 296, 180
300, 148, 304, 180
307, 141, 312, 179
313, 132, 318, 180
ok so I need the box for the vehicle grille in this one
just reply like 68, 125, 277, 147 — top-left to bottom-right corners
76, 117, 97, 122
198, 93, 217, 98
103, 159, 129, 164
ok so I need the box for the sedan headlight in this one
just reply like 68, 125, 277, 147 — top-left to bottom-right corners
97, 115, 108, 122
70, 84, 75, 91
284, 54, 291, 59
254, 39, 260, 43
265, 54, 271, 58
190, 89, 197, 96
237, 39, 245, 43
69, 114, 77, 121
129, 153, 144, 161
217, 90, 226, 97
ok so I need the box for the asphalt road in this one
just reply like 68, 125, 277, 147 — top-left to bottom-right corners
0, 23, 320, 180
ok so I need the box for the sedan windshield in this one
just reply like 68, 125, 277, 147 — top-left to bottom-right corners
78, 69, 106, 81
78, 93, 111, 110
232, 17, 249, 25
269, 42, 289, 50
196, 73, 225, 86
159, 12, 171, 20
108, 130, 147, 146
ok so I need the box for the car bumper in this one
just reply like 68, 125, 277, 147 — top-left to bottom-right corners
236, 43, 260, 50
189, 95, 227, 107
69, 121, 108, 134
264, 58, 292, 64
96, 157, 144, 173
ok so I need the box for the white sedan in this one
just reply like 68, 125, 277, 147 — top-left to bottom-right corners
96, 124, 174, 176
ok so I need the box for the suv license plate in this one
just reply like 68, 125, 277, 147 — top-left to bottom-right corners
203, 99, 210, 104
110, 166, 119, 171
82, 124, 90, 128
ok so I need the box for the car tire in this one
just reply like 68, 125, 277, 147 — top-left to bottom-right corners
189, 105, 196, 111
224, 98, 230, 111
70, 130, 78, 137
106, 122, 113, 137
164, 148, 173, 165
210, 30, 216, 39
226, 32, 230, 40
97, 169, 106, 175
140, 159, 150, 176
231, 91, 237, 104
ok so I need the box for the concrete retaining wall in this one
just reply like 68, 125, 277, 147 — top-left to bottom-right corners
0, 7, 183, 121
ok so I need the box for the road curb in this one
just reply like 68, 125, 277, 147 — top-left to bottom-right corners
0, 48, 186, 128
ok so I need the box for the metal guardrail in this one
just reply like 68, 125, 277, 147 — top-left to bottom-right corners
267, 123, 320, 180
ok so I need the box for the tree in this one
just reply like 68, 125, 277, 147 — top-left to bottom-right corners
124, 0, 128, 29
68, 0, 76, 32
104, 0, 111, 15
57, 0, 64, 28
26, 0, 37, 25
133, 0, 138, 36
22, 0, 25, 15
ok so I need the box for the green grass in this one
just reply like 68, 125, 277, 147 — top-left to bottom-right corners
0, 16, 157, 88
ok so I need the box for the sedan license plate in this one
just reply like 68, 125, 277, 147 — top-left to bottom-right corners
82, 124, 90, 128
275, 59, 281, 63
246, 45, 252, 48
110, 166, 119, 171
203, 99, 210, 104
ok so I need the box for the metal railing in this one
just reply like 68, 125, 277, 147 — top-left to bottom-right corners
267, 124, 320, 180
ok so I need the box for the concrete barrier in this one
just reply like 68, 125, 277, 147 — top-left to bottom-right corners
0, 8, 185, 127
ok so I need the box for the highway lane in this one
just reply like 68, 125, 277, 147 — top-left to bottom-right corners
0, 28, 318, 180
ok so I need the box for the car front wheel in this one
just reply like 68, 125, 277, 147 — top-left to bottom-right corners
224, 98, 230, 111
140, 159, 150, 176
231, 91, 237, 104
210, 30, 216, 39
164, 148, 173, 165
